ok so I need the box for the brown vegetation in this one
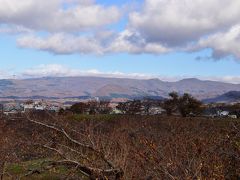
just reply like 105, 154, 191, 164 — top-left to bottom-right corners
163, 92, 203, 117
0, 113, 239, 179
70, 100, 112, 115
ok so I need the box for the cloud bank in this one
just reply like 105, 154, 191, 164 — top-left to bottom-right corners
1, 64, 240, 84
21, 64, 155, 79
0, 0, 120, 32
1, 0, 240, 59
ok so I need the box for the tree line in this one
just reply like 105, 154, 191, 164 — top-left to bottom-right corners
65, 92, 203, 117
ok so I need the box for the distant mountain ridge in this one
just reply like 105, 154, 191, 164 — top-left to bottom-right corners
0, 76, 240, 102
204, 91, 240, 103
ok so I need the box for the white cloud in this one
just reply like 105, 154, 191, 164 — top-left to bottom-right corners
22, 64, 155, 79
204, 76, 240, 84
129, 0, 240, 47
20, 64, 240, 84
0, 0, 120, 32
17, 33, 103, 54
2, 64, 240, 84
0, 25, 32, 34
17, 30, 170, 55
0, 69, 16, 79
196, 25, 240, 59
107, 29, 170, 54
22, 64, 81, 77
1, 0, 240, 59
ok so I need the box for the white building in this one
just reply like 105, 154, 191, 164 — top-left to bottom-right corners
23, 104, 34, 112
148, 107, 166, 115
218, 110, 229, 117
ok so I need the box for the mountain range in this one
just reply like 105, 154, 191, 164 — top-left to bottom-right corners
1, 76, 240, 103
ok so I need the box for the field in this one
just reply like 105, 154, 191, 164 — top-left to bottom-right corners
0, 113, 239, 179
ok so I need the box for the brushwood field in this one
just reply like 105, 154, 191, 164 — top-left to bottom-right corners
0, 113, 239, 179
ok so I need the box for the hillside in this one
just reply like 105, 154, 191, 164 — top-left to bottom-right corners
0, 77, 240, 101
204, 91, 240, 103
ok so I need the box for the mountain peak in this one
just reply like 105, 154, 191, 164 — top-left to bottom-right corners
147, 78, 161, 82
178, 78, 201, 82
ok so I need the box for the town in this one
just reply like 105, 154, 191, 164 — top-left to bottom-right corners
0, 100, 63, 115
1, 92, 240, 119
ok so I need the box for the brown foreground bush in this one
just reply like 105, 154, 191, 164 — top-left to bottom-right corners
0, 113, 239, 179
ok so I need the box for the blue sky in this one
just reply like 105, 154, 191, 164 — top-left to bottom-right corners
1, 0, 240, 83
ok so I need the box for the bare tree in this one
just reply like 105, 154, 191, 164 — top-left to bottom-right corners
116, 100, 142, 115
70, 102, 89, 114
1, 110, 239, 179
163, 92, 203, 117
22, 112, 124, 179
163, 92, 179, 115
178, 93, 203, 117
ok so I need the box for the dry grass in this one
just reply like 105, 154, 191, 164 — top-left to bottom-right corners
0, 114, 239, 179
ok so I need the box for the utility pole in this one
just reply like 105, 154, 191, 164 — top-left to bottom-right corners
0, 103, 3, 118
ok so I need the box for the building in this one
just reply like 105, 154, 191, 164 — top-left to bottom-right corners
218, 110, 229, 117
3, 103, 24, 115
0, 104, 3, 117
148, 107, 166, 115
23, 104, 34, 112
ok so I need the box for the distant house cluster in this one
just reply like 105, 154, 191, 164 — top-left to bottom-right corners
203, 104, 239, 119
111, 105, 166, 115
109, 99, 167, 115
204, 110, 237, 119
1, 96, 240, 119
0, 100, 64, 115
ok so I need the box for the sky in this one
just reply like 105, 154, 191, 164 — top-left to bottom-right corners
1, 0, 240, 83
